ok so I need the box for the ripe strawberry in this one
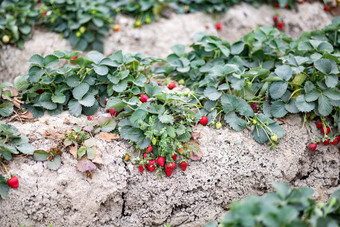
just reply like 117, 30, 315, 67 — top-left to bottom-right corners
277, 21, 284, 30
147, 160, 156, 172
273, 3, 279, 8
164, 162, 176, 177
145, 145, 153, 153
156, 156, 165, 167
113, 24, 121, 31
316, 121, 323, 129
251, 103, 259, 113
308, 143, 317, 151
71, 56, 77, 60
35, 89, 45, 94
109, 108, 120, 117
168, 81, 176, 90
215, 22, 222, 31
138, 165, 145, 173
199, 116, 208, 126
179, 162, 188, 171
321, 127, 330, 135
87, 115, 93, 121
7, 176, 19, 188
141, 95, 149, 103
42, 11, 47, 16
143, 153, 148, 159
172, 154, 177, 161
323, 139, 330, 146
324, 5, 330, 11
273, 16, 278, 22
330, 138, 339, 146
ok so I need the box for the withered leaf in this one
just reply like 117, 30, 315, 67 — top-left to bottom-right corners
77, 158, 96, 172
92, 148, 104, 165
69, 145, 78, 159
191, 131, 202, 140
99, 132, 120, 141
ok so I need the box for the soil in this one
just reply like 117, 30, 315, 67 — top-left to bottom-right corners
0, 2, 339, 227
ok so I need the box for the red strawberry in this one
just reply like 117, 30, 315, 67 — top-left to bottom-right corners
323, 139, 330, 146
109, 108, 119, 117
316, 121, 323, 129
308, 143, 317, 151
156, 156, 165, 167
250, 103, 259, 113
141, 95, 149, 103
143, 153, 148, 159
145, 145, 153, 153
137, 93, 142, 97
168, 81, 176, 90
71, 56, 77, 60
273, 16, 278, 22
324, 5, 330, 11
164, 162, 176, 177
273, 3, 279, 8
277, 21, 284, 30
172, 154, 177, 161
179, 162, 188, 171
138, 165, 145, 173
215, 22, 222, 31
321, 127, 330, 135
35, 89, 45, 94
87, 116, 93, 121
330, 138, 339, 146
7, 176, 19, 188
147, 160, 156, 172
42, 11, 47, 16
199, 116, 208, 126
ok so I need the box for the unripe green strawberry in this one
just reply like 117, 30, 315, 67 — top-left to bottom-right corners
215, 122, 222, 129
179, 79, 185, 85
271, 134, 278, 142
79, 26, 86, 34
2, 35, 9, 43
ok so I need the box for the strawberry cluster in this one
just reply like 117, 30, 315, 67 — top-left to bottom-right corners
137, 145, 188, 177
308, 121, 339, 151
273, 15, 284, 30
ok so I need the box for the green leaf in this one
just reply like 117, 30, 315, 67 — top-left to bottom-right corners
68, 100, 82, 117
314, 59, 332, 74
39, 93, 57, 110
33, 150, 50, 161
47, 154, 61, 170
14, 75, 28, 91
134, 74, 147, 87
269, 82, 288, 100
130, 109, 147, 127
94, 65, 109, 76
224, 112, 246, 131
285, 99, 299, 113
318, 94, 332, 116
100, 118, 116, 132
0, 102, 13, 117
324, 88, 340, 101
271, 100, 288, 118
221, 94, 237, 114
78, 147, 87, 159
17, 143, 34, 155
305, 89, 321, 102
78, 93, 96, 107
325, 75, 338, 88
51, 93, 66, 104
66, 74, 81, 87
252, 125, 269, 144
296, 95, 315, 112
159, 114, 174, 125
87, 147, 96, 160
72, 83, 89, 100
231, 41, 244, 55
145, 84, 162, 97
86, 51, 103, 64
29, 54, 44, 66
43, 55, 59, 67
28, 66, 44, 82
204, 87, 222, 101
171, 44, 185, 56
273, 182, 290, 199
275, 65, 292, 81
236, 98, 254, 117
106, 98, 126, 112
112, 80, 128, 92
0, 174, 9, 199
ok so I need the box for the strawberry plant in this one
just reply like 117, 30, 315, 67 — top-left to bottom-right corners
0, 0, 38, 48
0, 121, 35, 199
206, 182, 340, 227
39, 0, 116, 52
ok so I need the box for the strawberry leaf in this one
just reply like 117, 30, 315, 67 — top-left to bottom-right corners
296, 95, 315, 112
47, 154, 61, 170
318, 94, 332, 116
224, 112, 246, 131
0, 174, 9, 199
72, 83, 89, 100
271, 100, 287, 118
68, 100, 82, 117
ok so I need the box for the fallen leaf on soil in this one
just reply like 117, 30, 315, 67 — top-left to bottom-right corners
69, 145, 78, 159
63, 118, 70, 125
191, 131, 202, 140
92, 148, 104, 165
279, 118, 287, 124
99, 132, 120, 141
20, 111, 33, 119
77, 158, 97, 172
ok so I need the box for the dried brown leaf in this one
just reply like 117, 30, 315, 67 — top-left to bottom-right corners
99, 132, 120, 141
69, 145, 78, 159
77, 158, 96, 172
20, 111, 33, 119
191, 131, 202, 140
92, 148, 103, 165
